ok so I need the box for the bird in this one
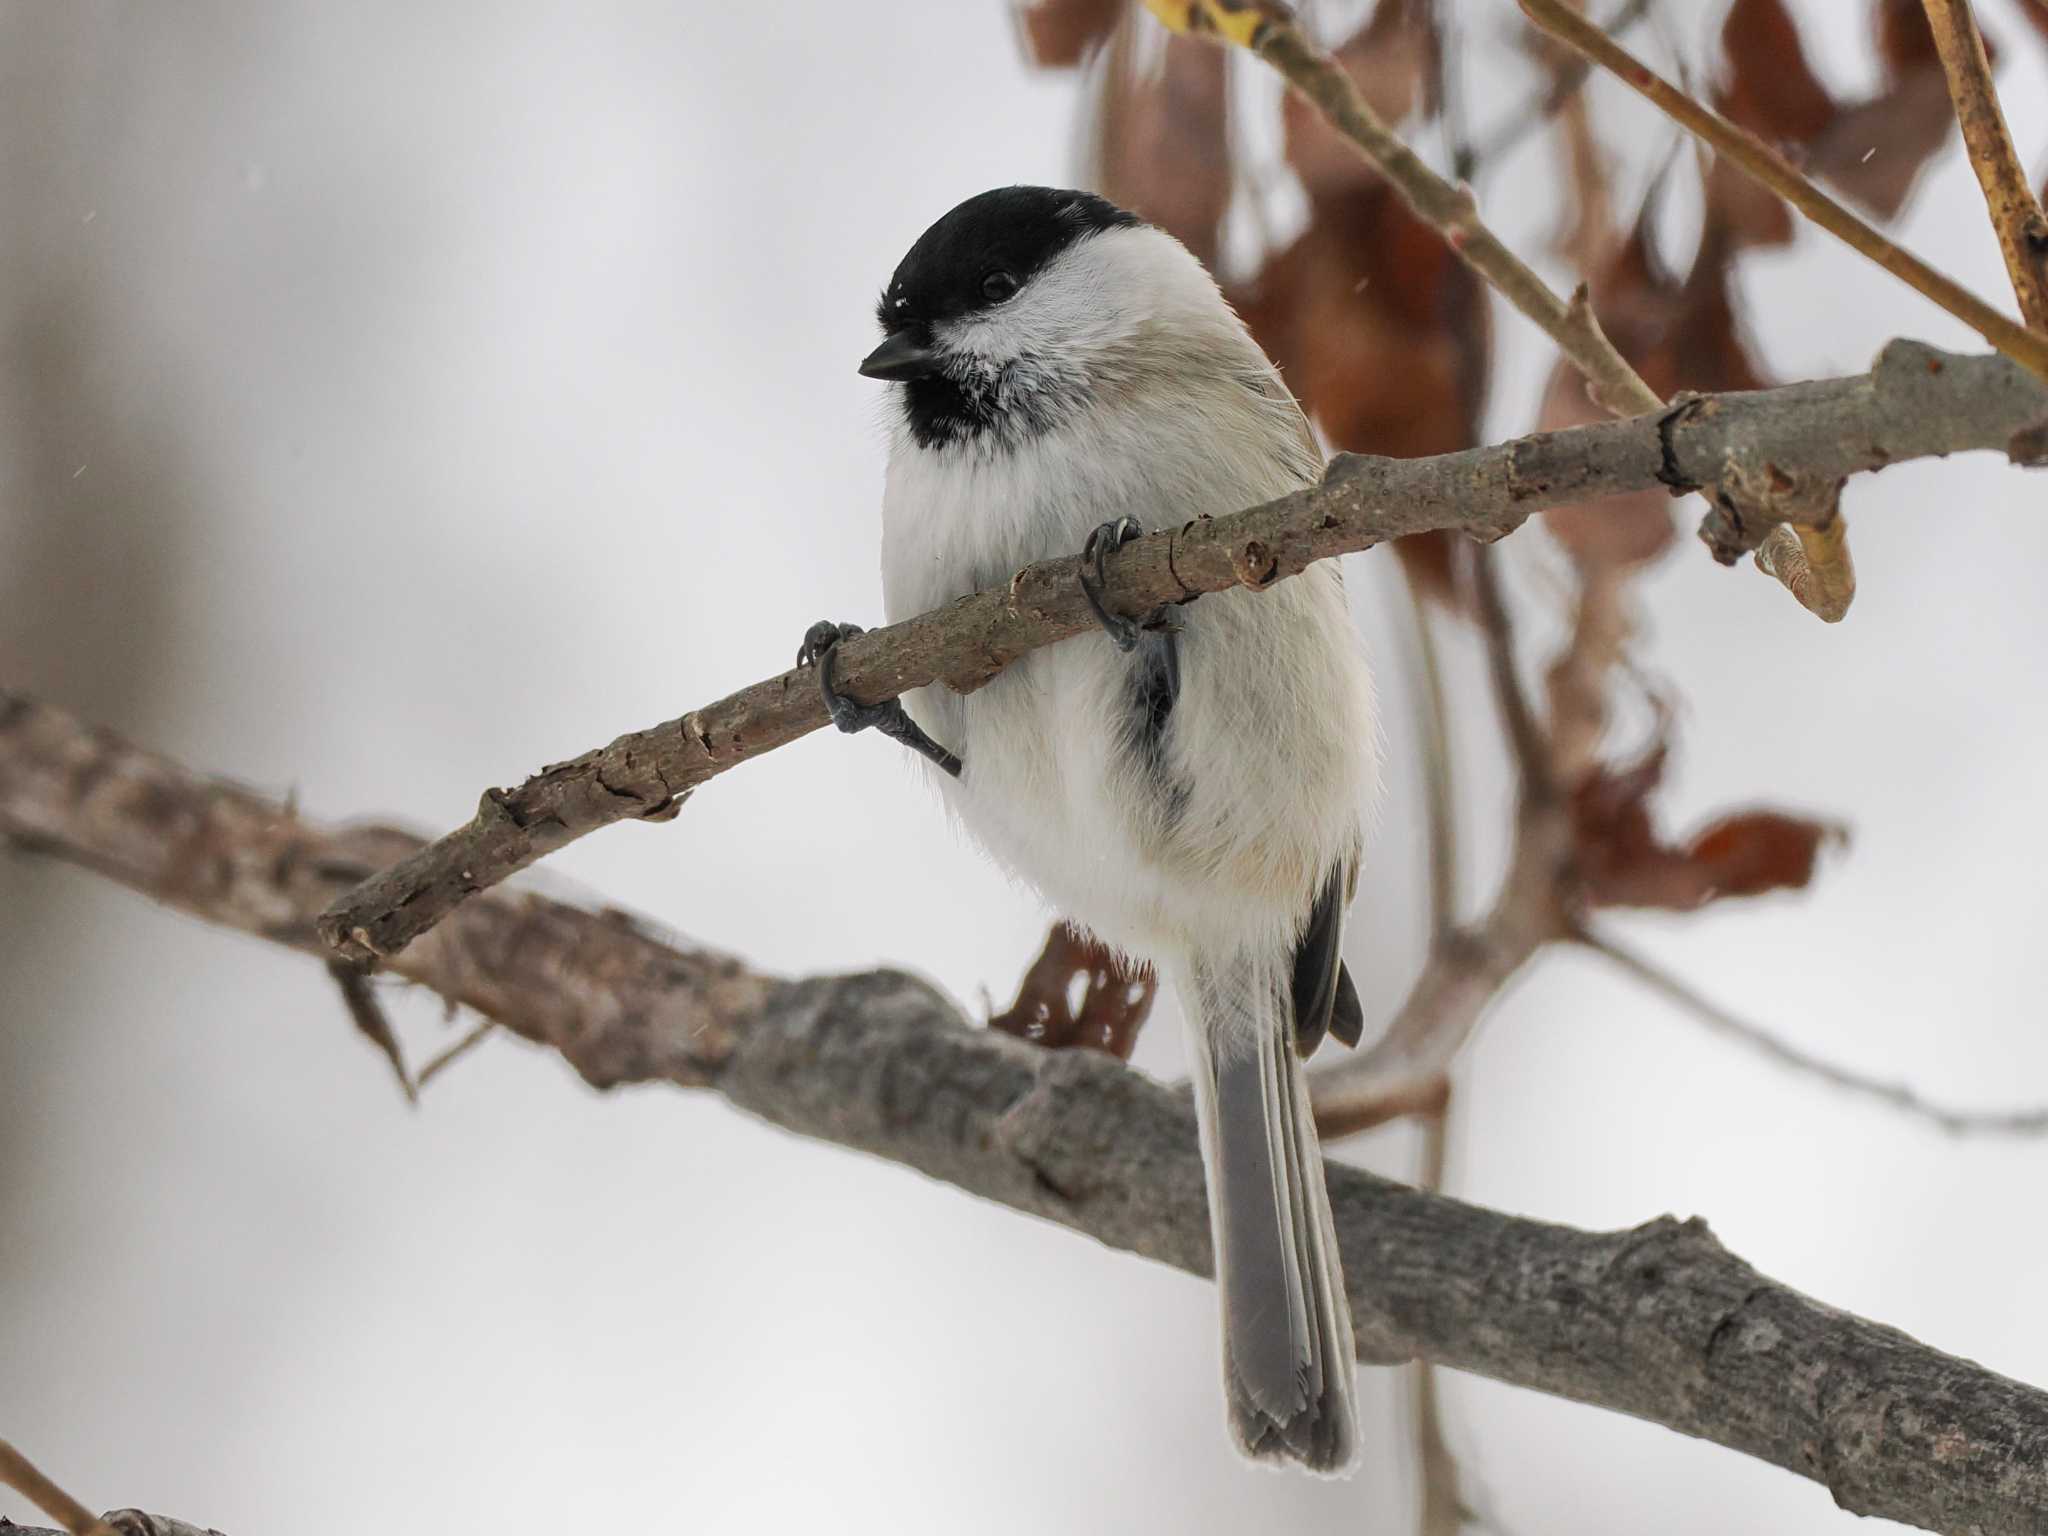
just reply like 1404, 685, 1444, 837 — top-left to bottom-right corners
800, 185, 1378, 1473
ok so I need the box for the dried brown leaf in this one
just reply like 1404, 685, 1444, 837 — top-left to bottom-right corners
1019, 0, 1126, 66
1706, 0, 1834, 248
1540, 198, 1772, 569
1282, 0, 1433, 198
1684, 810, 1842, 899
989, 923, 1158, 1059
1809, 69, 1956, 220
1570, 744, 1843, 911
1702, 0, 1962, 237
1097, 31, 1233, 267
1714, 0, 1835, 142
1235, 179, 1489, 606
1808, 0, 1962, 220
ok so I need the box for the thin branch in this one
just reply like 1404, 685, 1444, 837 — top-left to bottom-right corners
1464, 0, 1655, 182
316, 342, 2048, 964
415, 1018, 497, 1091
1580, 928, 2048, 1136
1468, 544, 1554, 806
327, 959, 414, 1103
1402, 577, 1458, 935
1541, 560, 1629, 786
0, 1438, 117, 1536
1411, 1099, 1481, 1536
1518, 0, 2048, 384
9, 694, 2048, 1534
1920, 0, 2048, 332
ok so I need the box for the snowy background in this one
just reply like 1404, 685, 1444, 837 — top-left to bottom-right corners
4, 3, 2046, 1531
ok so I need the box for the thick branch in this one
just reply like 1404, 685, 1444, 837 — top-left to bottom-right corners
8, 694, 2048, 1534
1920, 0, 2048, 332
317, 342, 2048, 964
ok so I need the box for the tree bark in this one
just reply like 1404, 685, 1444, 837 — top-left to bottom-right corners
5, 690, 2046, 1535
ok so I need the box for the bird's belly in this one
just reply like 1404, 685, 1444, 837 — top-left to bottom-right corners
906, 645, 1175, 954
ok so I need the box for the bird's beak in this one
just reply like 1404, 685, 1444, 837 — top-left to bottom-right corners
859, 330, 943, 381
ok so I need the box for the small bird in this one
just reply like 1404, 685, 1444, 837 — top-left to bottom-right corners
802, 186, 1378, 1473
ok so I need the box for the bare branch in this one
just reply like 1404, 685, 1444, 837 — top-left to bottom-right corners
1579, 928, 2048, 1136
1465, 0, 1655, 184
327, 959, 414, 1103
316, 343, 2048, 965
0, 1439, 116, 1536
1469, 544, 1553, 806
415, 1018, 497, 1091
1920, 0, 2048, 332
7, 1518, 222, 1536
8, 693, 2048, 1534
1401, 577, 1458, 936
1411, 1101, 1482, 1536
1518, 0, 2048, 384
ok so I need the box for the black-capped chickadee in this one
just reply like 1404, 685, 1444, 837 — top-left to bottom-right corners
801, 186, 1378, 1474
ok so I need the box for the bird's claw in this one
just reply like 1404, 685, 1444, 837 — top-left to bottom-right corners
1080, 517, 1175, 652
796, 618, 963, 776
797, 621, 887, 735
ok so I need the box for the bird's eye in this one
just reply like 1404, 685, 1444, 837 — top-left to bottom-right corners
981, 270, 1021, 304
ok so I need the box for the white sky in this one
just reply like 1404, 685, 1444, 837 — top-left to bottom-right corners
4, 3, 2047, 1532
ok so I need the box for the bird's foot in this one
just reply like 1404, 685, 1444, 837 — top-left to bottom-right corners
796, 620, 963, 778
1080, 517, 1177, 653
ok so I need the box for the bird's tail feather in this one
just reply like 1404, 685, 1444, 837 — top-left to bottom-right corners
1181, 951, 1360, 1474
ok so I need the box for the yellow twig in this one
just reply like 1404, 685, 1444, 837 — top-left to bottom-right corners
1920, 0, 2048, 333
1518, 0, 2048, 385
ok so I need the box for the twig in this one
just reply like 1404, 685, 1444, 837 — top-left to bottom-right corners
327, 959, 414, 1103
1517, 0, 2048, 384
1463, 0, 1655, 181
0, 1438, 117, 1536
317, 342, 2048, 965
1468, 544, 1554, 805
1411, 1099, 1481, 1536
1402, 576, 1458, 935
415, 1018, 498, 1091
1579, 928, 2048, 1136
1919, 0, 2048, 332
9, 692, 2048, 1535
1542, 561, 1629, 785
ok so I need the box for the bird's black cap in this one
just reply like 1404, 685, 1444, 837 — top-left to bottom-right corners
874, 186, 1140, 335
